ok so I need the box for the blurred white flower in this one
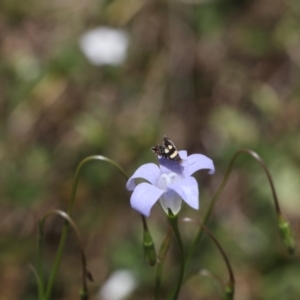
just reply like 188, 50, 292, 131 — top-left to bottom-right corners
79, 26, 129, 66
99, 270, 137, 300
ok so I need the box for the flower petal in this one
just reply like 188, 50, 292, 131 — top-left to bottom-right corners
178, 150, 187, 159
126, 163, 160, 191
159, 159, 184, 175
158, 151, 187, 175
159, 190, 182, 215
182, 154, 215, 177
130, 183, 164, 217
168, 177, 199, 210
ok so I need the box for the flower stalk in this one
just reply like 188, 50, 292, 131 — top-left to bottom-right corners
39, 155, 153, 299
38, 210, 91, 300
154, 227, 172, 300
167, 210, 185, 300
28, 264, 44, 300
182, 218, 235, 299
40, 156, 127, 299
187, 148, 295, 264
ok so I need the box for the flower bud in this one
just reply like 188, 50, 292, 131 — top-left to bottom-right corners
80, 289, 89, 300
278, 215, 296, 255
222, 283, 235, 300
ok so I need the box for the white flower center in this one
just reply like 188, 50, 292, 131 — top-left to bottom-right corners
157, 172, 182, 215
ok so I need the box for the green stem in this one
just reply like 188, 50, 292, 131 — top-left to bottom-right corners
40, 210, 90, 300
44, 156, 128, 300
168, 212, 185, 300
44, 224, 68, 299
182, 218, 235, 297
68, 155, 128, 214
37, 221, 44, 298
187, 148, 283, 265
154, 227, 172, 300
28, 264, 44, 300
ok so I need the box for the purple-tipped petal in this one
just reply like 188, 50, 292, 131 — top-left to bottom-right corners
159, 151, 187, 174
159, 159, 184, 175
130, 182, 164, 217
168, 177, 199, 210
126, 163, 161, 191
182, 154, 215, 177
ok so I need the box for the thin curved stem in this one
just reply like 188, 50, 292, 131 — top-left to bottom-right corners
28, 264, 44, 300
182, 218, 235, 291
68, 155, 129, 214
43, 156, 128, 299
38, 210, 90, 300
167, 213, 185, 300
187, 148, 283, 263
186, 269, 223, 296
42, 155, 151, 299
37, 220, 44, 297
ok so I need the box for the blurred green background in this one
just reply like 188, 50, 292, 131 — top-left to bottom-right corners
0, 0, 299, 299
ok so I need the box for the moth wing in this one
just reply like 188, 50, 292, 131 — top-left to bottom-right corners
163, 136, 176, 149
151, 145, 165, 156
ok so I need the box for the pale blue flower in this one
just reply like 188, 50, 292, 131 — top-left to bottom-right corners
126, 150, 214, 217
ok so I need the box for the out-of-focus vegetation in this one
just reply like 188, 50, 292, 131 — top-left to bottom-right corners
0, 0, 300, 299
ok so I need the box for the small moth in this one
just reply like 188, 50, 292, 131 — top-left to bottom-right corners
151, 135, 182, 163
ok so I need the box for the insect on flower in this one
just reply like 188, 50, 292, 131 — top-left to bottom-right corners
151, 135, 182, 163
127, 139, 215, 216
